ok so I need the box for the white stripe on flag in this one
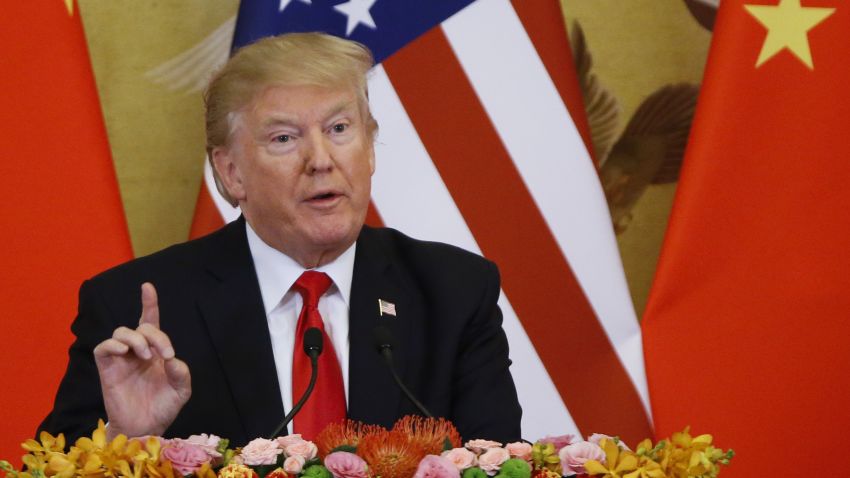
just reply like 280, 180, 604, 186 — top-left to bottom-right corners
369, 65, 579, 439
443, 0, 651, 414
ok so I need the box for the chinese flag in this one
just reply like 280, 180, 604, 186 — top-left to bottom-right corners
0, 1, 132, 462
643, 0, 850, 476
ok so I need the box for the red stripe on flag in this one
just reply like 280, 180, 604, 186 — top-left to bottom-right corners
510, 0, 594, 161
189, 180, 226, 239
383, 27, 652, 443
365, 201, 385, 228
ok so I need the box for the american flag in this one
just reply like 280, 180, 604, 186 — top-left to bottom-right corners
191, 0, 652, 442
378, 299, 396, 317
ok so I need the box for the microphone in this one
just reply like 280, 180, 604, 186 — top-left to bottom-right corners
372, 325, 433, 418
268, 327, 323, 438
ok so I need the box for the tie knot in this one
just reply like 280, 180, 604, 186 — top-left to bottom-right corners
293, 271, 333, 308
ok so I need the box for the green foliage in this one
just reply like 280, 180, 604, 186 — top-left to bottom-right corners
302, 464, 332, 478
495, 459, 531, 478
462, 467, 488, 478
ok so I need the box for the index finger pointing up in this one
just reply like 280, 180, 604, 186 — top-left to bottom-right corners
140, 282, 160, 328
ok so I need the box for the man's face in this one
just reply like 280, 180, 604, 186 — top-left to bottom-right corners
212, 84, 375, 267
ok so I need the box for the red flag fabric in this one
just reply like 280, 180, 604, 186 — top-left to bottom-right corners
0, 1, 133, 461
643, 0, 850, 476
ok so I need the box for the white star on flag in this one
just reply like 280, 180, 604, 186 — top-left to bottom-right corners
279, 0, 311, 13
334, 0, 378, 36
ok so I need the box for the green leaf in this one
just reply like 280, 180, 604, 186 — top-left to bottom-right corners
442, 438, 454, 452
329, 445, 357, 454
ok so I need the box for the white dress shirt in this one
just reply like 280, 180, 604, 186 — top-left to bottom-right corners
245, 222, 354, 434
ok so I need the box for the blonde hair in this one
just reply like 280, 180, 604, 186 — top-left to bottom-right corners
203, 32, 377, 205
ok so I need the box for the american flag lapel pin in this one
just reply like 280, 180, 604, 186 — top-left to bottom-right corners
378, 299, 397, 317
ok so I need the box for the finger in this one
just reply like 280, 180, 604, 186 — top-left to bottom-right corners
136, 323, 175, 360
140, 282, 160, 328
111, 326, 153, 360
93, 338, 131, 359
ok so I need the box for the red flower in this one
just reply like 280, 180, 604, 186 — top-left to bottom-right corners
315, 420, 387, 458
392, 416, 462, 455
357, 430, 427, 478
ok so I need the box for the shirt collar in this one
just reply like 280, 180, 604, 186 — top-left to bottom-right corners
245, 221, 357, 316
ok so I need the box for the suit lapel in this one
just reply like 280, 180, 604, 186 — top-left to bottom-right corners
196, 218, 285, 441
348, 227, 425, 427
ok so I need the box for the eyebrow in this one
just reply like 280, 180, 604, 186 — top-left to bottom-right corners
259, 100, 359, 131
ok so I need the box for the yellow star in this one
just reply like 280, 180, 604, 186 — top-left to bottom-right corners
64, 0, 74, 15
744, 0, 835, 69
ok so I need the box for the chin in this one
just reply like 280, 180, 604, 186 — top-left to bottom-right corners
305, 220, 360, 249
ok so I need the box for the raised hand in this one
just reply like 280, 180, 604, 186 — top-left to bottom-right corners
93, 282, 191, 440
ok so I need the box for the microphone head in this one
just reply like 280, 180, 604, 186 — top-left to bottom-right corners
304, 327, 323, 356
372, 324, 396, 353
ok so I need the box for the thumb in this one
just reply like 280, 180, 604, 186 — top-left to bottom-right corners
164, 357, 192, 400
140, 282, 160, 328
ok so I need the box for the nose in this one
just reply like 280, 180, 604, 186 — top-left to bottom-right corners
303, 129, 334, 174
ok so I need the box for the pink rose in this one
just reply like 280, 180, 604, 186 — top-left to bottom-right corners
284, 440, 318, 460
283, 455, 306, 475
587, 434, 631, 451
477, 447, 510, 476
276, 434, 306, 449
161, 441, 211, 476
413, 455, 460, 478
241, 438, 283, 465
464, 439, 503, 454
558, 441, 605, 476
441, 448, 477, 470
324, 451, 369, 478
182, 434, 223, 457
504, 442, 532, 462
538, 435, 576, 452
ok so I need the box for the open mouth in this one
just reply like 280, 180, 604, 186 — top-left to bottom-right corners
306, 191, 342, 204
312, 192, 337, 200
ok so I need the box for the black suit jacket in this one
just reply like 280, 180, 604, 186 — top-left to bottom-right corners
40, 218, 521, 445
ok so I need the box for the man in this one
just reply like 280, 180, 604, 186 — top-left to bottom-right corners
40, 32, 521, 445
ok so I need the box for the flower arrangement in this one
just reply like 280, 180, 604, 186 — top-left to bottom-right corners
0, 418, 732, 478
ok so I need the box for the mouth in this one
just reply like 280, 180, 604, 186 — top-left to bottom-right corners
311, 192, 337, 200
304, 190, 344, 206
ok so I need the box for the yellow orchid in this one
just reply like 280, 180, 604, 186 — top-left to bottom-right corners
584, 439, 638, 478
144, 458, 176, 478
75, 420, 109, 453
195, 463, 217, 478
21, 454, 47, 478
623, 457, 665, 478
22, 432, 66, 455
531, 442, 561, 472
46, 451, 79, 478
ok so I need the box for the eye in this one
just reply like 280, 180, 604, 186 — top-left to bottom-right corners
331, 123, 347, 134
273, 134, 291, 143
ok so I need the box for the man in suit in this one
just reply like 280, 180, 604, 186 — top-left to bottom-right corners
40, 32, 521, 446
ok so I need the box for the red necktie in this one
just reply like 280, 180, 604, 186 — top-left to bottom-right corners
291, 271, 346, 439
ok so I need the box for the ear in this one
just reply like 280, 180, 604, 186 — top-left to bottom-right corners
367, 142, 376, 176
211, 145, 247, 202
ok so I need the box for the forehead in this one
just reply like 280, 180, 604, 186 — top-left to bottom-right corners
247, 84, 363, 124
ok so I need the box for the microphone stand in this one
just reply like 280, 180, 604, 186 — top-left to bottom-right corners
373, 325, 433, 418
268, 327, 323, 438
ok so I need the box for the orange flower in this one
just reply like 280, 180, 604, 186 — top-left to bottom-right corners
392, 416, 461, 454
315, 420, 387, 457
357, 430, 426, 478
